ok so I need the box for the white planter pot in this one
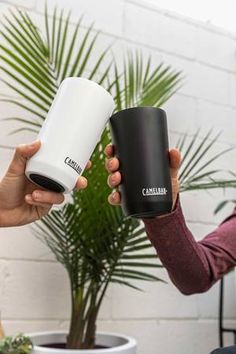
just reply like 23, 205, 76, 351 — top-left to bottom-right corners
29, 331, 137, 354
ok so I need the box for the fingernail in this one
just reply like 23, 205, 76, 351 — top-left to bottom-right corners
111, 173, 117, 182
33, 191, 41, 200
28, 140, 39, 149
108, 159, 113, 168
79, 177, 87, 188
25, 194, 32, 202
80, 176, 87, 184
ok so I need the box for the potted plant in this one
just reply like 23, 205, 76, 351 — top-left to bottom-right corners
0, 5, 236, 353
0, 334, 32, 354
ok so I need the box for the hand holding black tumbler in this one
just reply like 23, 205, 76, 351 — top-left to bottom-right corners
109, 107, 172, 218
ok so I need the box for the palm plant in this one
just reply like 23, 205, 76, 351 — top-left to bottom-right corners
178, 129, 236, 192
0, 4, 236, 350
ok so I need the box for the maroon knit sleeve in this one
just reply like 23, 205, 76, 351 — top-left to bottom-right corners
143, 197, 236, 295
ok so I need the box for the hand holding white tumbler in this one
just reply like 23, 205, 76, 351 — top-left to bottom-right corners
25, 77, 115, 193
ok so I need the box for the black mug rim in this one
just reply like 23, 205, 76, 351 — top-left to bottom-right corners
110, 106, 166, 121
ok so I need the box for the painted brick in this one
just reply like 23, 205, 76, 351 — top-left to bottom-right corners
163, 93, 198, 135
196, 271, 236, 320
1, 0, 36, 9
2, 261, 71, 319
196, 99, 236, 146
187, 222, 216, 242
190, 63, 230, 105
1, 260, 112, 320
0, 224, 55, 261
181, 189, 234, 225
111, 268, 198, 319
98, 319, 222, 354
3, 320, 61, 336
35, 0, 124, 37
229, 73, 236, 107
196, 27, 236, 72
162, 53, 231, 105
0, 148, 13, 179
0, 100, 38, 147
123, 2, 197, 59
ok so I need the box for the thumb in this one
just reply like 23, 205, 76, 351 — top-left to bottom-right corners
7, 140, 41, 176
169, 148, 181, 179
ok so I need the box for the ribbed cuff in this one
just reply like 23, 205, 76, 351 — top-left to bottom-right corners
142, 194, 183, 230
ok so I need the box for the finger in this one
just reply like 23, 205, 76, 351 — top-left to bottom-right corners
104, 144, 114, 158
107, 171, 121, 188
7, 140, 41, 176
85, 160, 92, 170
105, 157, 119, 172
75, 176, 88, 190
29, 190, 65, 205
108, 191, 121, 205
169, 148, 181, 179
25, 194, 53, 209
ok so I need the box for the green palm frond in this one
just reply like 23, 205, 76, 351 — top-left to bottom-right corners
177, 130, 236, 192
214, 199, 236, 214
0, 5, 112, 129
111, 49, 182, 111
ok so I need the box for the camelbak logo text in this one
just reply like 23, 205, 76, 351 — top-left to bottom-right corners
65, 157, 82, 175
142, 187, 167, 196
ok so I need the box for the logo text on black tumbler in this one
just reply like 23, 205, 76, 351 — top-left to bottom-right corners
142, 187, 168, 196
65, 157, 82, 175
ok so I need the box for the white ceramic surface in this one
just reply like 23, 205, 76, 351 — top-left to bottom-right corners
25, 77, 115, 193
29, 331, 137, 354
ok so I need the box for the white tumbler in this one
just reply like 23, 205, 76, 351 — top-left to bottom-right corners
25, 77, 115, 193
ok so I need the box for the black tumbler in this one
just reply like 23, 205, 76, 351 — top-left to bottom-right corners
109, 107, 172, 218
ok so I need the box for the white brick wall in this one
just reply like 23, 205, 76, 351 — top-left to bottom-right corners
0, 0, 236, 353
1, 0, 35, 9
